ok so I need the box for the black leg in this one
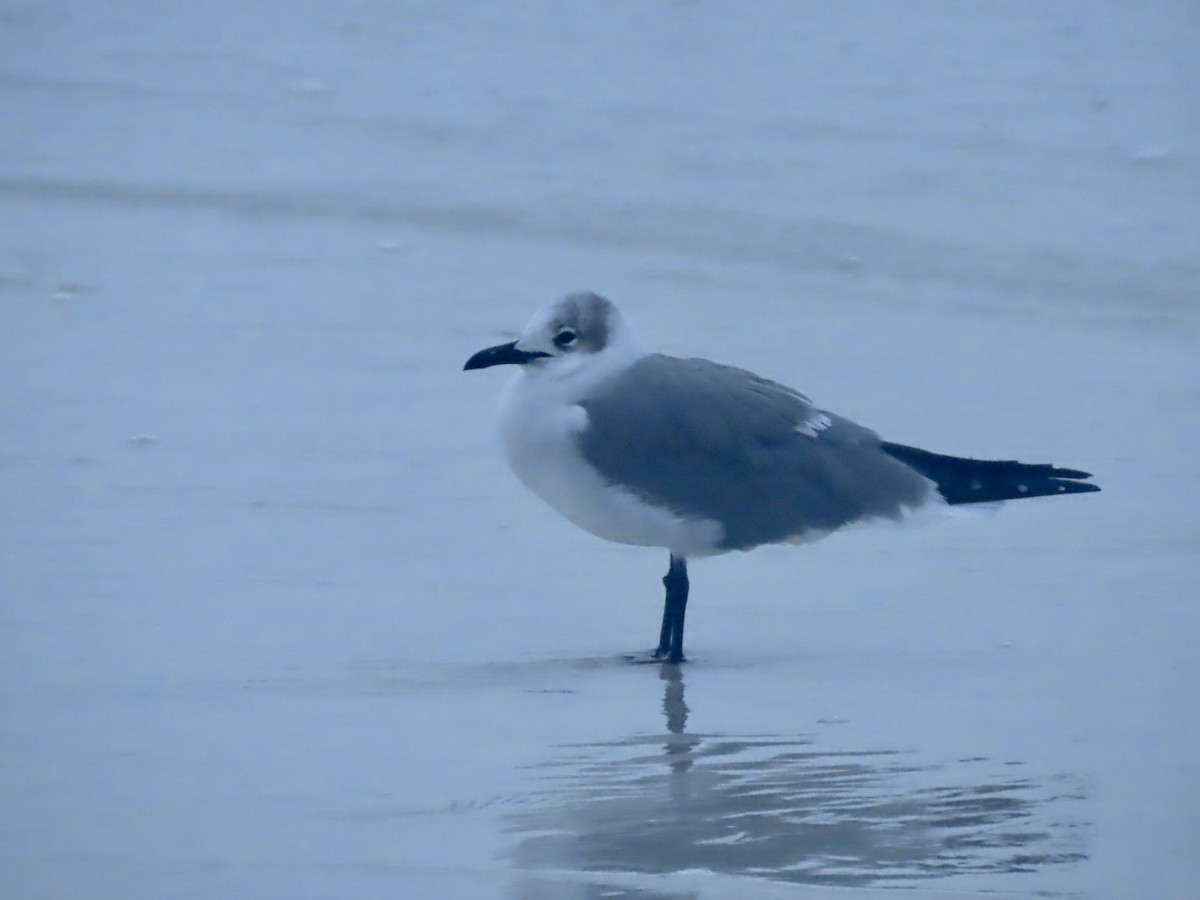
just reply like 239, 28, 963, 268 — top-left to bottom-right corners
654, 554, 689, 663
656, 591, 674, 658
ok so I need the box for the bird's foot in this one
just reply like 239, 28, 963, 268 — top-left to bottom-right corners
621, 650, 686, 665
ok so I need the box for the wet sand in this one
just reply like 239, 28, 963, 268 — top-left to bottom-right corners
2, 2, 1197, 897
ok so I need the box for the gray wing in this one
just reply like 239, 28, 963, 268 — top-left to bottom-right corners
578, 354, 933, 550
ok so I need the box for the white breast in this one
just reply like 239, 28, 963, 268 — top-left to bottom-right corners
498, 369, 724, 558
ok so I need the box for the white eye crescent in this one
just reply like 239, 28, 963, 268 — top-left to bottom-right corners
554, 329, 577, 348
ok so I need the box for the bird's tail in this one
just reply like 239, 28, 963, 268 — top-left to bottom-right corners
880, 441, 1100, 505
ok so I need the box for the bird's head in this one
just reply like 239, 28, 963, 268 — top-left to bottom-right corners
463, 291, 645, 380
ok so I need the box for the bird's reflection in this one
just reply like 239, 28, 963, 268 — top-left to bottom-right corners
509, 665, 1086, 893
659, 664, 695, 774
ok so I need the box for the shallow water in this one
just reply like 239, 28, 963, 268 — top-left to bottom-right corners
509, 665, 1087, 889
2, 2, 1198, 898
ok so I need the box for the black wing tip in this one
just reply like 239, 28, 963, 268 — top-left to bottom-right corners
880, 442, 1101, 503
1049, 466, 1094, 481
1044, 465, 1100, 493
1057, 480, 1101, 495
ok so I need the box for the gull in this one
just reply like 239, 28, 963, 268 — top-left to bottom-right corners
464, 292, 1100, 663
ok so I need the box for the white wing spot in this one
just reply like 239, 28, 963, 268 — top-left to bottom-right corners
795, 412, 833, 439
969, 479, 982, 491
1018, 484, 1028, 493
565, 404, 589, 433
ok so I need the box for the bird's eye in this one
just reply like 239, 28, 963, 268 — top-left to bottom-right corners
553, 329, 577, 348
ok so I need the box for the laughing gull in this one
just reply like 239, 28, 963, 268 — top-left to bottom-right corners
464, 291, 1100, 663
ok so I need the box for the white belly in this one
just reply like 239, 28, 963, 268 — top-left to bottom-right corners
498, 372, 724, 557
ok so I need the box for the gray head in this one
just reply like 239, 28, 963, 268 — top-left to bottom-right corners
463, 291, 645, 375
